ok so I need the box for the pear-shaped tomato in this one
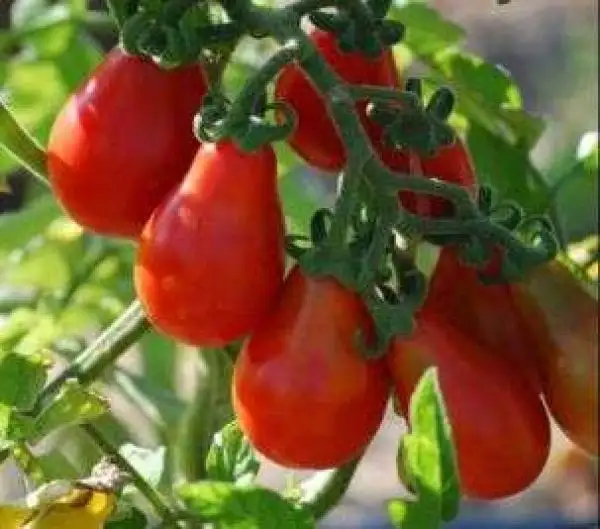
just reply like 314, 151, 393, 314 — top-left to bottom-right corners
388, 312, 551, 499
135, 141, 285, 346
515, 261, 598, 455
275, 29, 400, 173
48, 47, 207, 238
423, 248, 542, 390
233, 266, 390, 469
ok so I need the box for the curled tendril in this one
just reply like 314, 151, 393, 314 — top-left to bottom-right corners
489, 200, 523, 231
193, 92, 231, 143
519, 215, 559, 264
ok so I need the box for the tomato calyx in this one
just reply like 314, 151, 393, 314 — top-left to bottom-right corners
286, 197, 427, 358
367, 78, 456, 157
112, 0, 241, 68
309, 1, 404, 58
422, 186, 559, 284
195, 47, 299, 152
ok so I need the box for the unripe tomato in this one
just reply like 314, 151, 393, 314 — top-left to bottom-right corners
515, 260, 598, 455
388, 312, 551, 499
233, 266, 390, 469
135, 141, 285, 347
423, 248, 542, 391
275, 29, 400, 172
48, 48, 207, 238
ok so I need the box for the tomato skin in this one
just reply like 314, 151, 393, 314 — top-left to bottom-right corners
134, 141, 285, 347
393, 139, 477, 217
423, 248, 542, 391
388, 312, 551, 499
514, 261, 598, 455
275, 29, 400, 172
233, 266, 390, 469
47, 48, 207, 238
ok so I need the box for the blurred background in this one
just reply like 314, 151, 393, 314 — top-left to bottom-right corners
0, 0, 598, 528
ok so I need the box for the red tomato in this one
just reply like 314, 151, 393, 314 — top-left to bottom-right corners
47, 48, 207, 238
392, 139, 477, 217
514, 261, 598, 455
275, 29, 400, 172
423, 248, 542, 391
233, 266, 390, 469
135, 141, 285, 346
388, 312, 551, 499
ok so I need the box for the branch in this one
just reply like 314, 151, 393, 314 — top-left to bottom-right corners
35, 300, 150, 412
80, 423, 183, 529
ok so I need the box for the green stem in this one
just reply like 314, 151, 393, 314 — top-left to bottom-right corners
81, 423, 183, 529
174, 348, 234, 483
301, 457, 361, 520
35, 300, 150, 411
213, 43, 299, 134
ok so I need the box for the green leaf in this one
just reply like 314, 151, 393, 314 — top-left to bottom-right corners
389, 369, 460, 528
0, 351, 47, 445
391, 4, 464, 57
178, 481, 315, 529
33, 380, 108, 439
118, 444, 166, 488
206, 421, 260, 486
0, 403, 35, 446
466, 122, 548, 213
550, 131, 599, 243
0, 98, 49, 184
408, 369, 460, 521
0, 351, 48, 409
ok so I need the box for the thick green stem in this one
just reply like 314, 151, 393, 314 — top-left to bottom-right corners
35, 300, 150, 411
174, 348, 234, 483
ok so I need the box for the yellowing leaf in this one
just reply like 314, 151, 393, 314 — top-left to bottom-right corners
28, 488, 116, 529
0, 505, 33, 529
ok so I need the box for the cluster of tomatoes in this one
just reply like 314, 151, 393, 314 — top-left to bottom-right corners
46, 28, 597, 502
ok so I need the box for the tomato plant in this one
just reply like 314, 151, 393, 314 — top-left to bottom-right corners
47, 48, 207, 239
423, 247, 543, 390
135, 141, 285, 347
0, 0, 597, 527
233, 266, 390, 469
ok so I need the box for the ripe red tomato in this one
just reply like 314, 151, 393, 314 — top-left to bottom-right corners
514, 261, 598, 455
391, 139, 477, 217
47, 48, 207, 239
423, 248, 542, 390
388, 312, 551, 499
135, 141, 285, 347
275, 29, 400, 172
233, 266, 390, 469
